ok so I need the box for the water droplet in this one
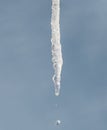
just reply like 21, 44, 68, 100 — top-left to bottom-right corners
55, 120, 61, 125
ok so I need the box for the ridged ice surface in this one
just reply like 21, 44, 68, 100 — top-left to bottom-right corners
51, 0, 63, 96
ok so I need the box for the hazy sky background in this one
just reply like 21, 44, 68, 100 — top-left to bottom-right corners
0, 0, 107, 130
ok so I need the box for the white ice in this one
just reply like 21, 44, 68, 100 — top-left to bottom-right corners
51, 0, 63, 96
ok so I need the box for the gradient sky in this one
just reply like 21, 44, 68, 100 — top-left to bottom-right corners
0, 0, 107, 130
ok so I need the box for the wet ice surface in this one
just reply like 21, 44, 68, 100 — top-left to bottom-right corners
51, 0, 63, 97
54, 84, 60, 96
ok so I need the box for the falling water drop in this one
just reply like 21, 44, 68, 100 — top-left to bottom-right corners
55, 120, 61, 126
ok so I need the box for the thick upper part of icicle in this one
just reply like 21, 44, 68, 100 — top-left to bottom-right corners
51, 0, 63, 96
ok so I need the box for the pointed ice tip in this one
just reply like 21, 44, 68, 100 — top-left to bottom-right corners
55, 92, 60, 96
55, 86, 60, 96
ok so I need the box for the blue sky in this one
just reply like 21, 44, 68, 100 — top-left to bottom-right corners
0, 0, 107, 130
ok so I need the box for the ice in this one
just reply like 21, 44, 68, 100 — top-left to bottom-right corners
51, 0, 63, 96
